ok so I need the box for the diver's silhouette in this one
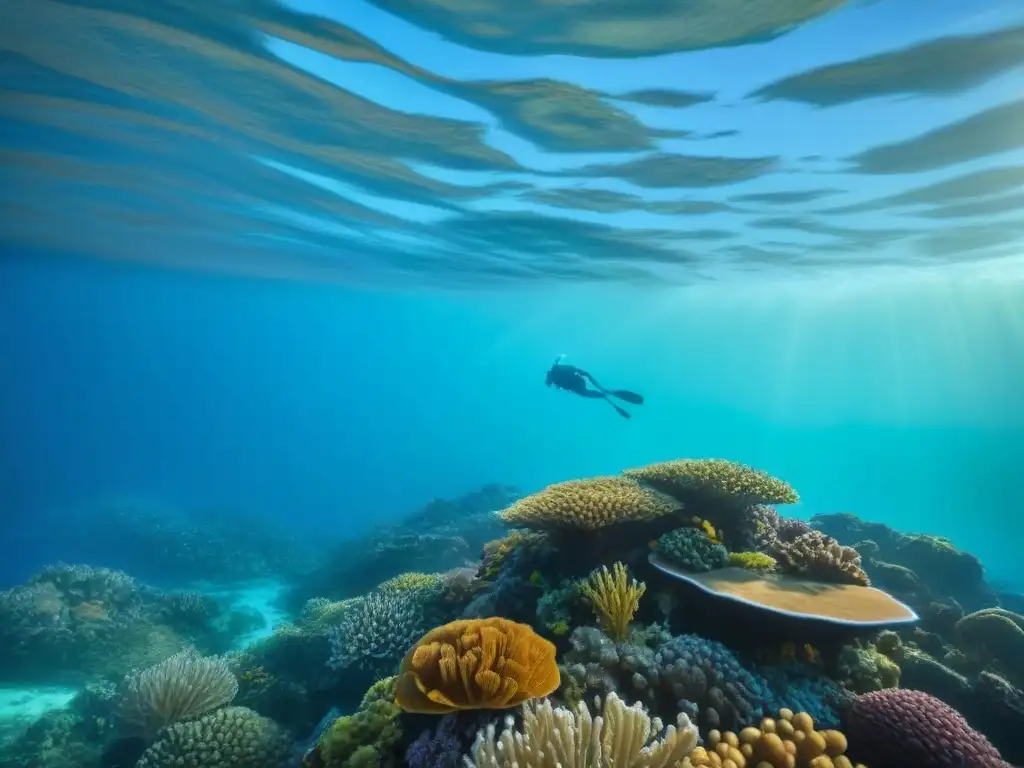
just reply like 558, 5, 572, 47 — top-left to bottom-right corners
544, 355, 644, 419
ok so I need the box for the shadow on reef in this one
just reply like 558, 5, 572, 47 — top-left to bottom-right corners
1, 459, 1021, 767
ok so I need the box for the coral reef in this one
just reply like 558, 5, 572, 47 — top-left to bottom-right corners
326, 589, 427, 676
655, 527, 728, 572
771, 531, 870, 587
499, 477, 680, 531
395, 618, 559, 714
316, 679, 402, 768
623, 458, 799, 507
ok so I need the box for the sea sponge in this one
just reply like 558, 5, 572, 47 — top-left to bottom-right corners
689, 708, 861, 768
135, 706, 291, 768
578, 562, 646, 642
728, 551, 777, 571
655, 527, 728, 572
624, 458, 799, 506
394, 617, 559, 714
465, 691, 698, 768
845, 688, 1009, 767
498, 477, 680, 531
771, 531, 870, 587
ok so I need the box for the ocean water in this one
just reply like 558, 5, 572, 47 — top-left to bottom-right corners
2, 0, 1024, 766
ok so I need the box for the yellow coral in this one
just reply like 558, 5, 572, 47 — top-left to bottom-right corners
498, 477, 679, 531
624, 458, 799, 506
579, 562, 646, 642
394, 618, 559, 714
728, 551, 777, 570
378, 572, 442, 593
689, 708, 864, 768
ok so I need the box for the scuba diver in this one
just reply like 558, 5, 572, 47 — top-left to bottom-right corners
544, 355, 644, 419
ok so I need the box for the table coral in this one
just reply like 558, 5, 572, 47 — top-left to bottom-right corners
623, 458, 799, 507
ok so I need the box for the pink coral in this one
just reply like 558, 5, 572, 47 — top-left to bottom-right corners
846, 688, 1008, 767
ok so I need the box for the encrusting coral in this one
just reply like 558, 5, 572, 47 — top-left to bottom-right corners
464, 691, 698, 768
770, 531, 870, 587
655, 528, 728, 572
623, 459, 799, 507
579, 561, 647, 642
689, 707, 862, 768
498, 477, 680, 531
395, 617, 559, 714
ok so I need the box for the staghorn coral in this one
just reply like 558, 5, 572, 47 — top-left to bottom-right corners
498, 477, 680, 531
728, 551, 777, 571
464, 691, 698, 768
326, 589, 426, 675
845, 688, 1009, 767
118, 649, 238, 735
624, 458, 799, 507
395, 617, 559, 714
690, 708, 861, 768
771, 531, 870, 587
134, 706, 291, 768
579, 562, 647, 642
655, 528, 728, 572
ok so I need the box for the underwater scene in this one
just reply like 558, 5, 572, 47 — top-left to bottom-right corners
2, 0, 1024, 766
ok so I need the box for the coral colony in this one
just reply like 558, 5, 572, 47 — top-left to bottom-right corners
1, 459, 1020, 767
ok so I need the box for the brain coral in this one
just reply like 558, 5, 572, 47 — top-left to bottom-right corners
395, 617, 559, 714
623, 458, 799, 506
845, 688, 1009, 767
498, 477, 679, 531
135, 706, 292, 768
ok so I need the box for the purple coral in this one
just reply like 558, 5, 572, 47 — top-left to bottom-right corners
406, 712, 489, 768
846, 688, 1009, 767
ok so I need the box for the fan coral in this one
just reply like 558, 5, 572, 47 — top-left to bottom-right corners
395, 617, 559, 714
135, 706, 291, 768
690, 707, 861, 768
119, 649, 238, 735
771, 531, 870, 586
326, 589, 426, 675
655, 528, 728, 572
579, 562, 646, 642
727, 552, 777, 570
623, 458, 799, 506
464, 691, 698, 768
498, 477, 679, 531
846, 688, 1009, 767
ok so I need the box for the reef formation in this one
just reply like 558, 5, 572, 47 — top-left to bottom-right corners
0, 459, 1019, 768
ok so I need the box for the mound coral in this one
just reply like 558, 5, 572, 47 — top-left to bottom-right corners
690, 708, 861, 768
770, 531, 870, 587
465, 691, 698, 768
395, 617, 559, 714
648, 559, 918, 627
655, 528, 728, 572
579, 562, 646, 642
623, 458, 799, 507
953, 608, 1024, 683
728, 552, 777, 571
135, 706, 292, 768
119, 649, 239, 735
498, 477, 679, 531
318, 679, 402, 768
845, 688, 1009, 767
326, 589, 426, 674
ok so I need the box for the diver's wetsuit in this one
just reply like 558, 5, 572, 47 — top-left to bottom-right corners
545, 358, 644, 419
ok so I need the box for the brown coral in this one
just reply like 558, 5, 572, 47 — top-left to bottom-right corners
689, 708, 863, 768
771, 531, 870, 586
623, 458, 799, 506
394, 617, 559, 714
498, 477, 679, 531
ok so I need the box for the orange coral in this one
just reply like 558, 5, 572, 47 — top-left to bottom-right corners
395, 617, 559, 714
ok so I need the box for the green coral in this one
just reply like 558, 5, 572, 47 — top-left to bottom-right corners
135, 706, 291, 768
318, 678, 401, 768
378, 572, 443, 595
727, 551, 777, 570
536, 579, 589, 638
837, 644, 901, 694
654, 527, 728, 572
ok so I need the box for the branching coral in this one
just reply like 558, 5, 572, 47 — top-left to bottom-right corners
464, 691, 698, 768
395, 617, 559, 714
119, 649, 238, 735
579, 562, 647, 642
655, 528, 728, 573
623, 459, 799, 507
771, 531, 870, 587
498, 477, 680, 531
326, 590, 426, 675
690, 708, 861, 768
